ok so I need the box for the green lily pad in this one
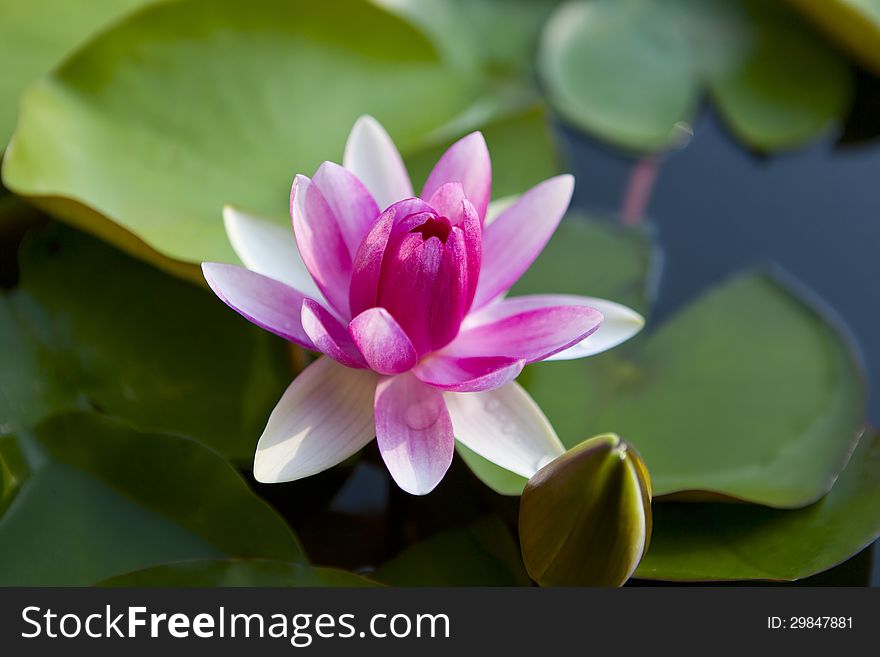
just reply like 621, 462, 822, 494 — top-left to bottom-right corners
457, 215, 654, 495
520, 434, 652, 587
538, 0, 851, 152
637, 430, 880, 581
0, 223, 289, 461
523, 270, 864, 508
100, 559, 378, 587
378, 0, 561, 77
708, 1, 854, 150
0, 0, 149, 149
373, 516, 531, 586
788, 0, 880, 76
1, 0, 480, 281
0, 412, 304, 586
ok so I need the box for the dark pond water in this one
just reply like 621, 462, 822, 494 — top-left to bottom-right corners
562, 105, 880, 585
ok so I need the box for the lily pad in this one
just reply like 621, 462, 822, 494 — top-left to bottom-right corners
373, 516, 531, 586
100, 559, 378, 587
0, 0, 148, 149
378, 0, 561, 77
1, 0, 480, 281
637, 430, 880, 581
0, 223, 289, 461
0, 412, 304, 586
538, 0, 851, 151
788, 0, 880, 76
457, 215, 655, 495
523, 270, 864, 508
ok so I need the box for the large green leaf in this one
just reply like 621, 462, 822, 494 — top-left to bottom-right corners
538, 0, 851, 152
373, 517, 531, 586
100, 559, 378, 587
377, 0, 560, 77
0, 0, 149, 149
0, 412, 304, 586
637, 430, 880, 581
708, 1, 854, 150
787, 0, 880, 75
1, 0, 480, 281
0, 223, 289, 461
520, 434, 652, 587
457, 216, 654, 495
523, 271, 864, 508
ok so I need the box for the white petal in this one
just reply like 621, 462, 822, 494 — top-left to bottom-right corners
445, 382, 565, 478
254, 357, 378, 483
343, 115, 413, 211
545, 297, 644, 360
223, 205, 324, 303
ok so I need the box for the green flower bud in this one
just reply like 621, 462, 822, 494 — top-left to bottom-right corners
519, 433, 652, 586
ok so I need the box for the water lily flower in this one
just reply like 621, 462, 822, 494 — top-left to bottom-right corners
202, 116, 643, 495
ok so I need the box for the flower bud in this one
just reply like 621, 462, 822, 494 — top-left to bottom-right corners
519, 433, 652, 586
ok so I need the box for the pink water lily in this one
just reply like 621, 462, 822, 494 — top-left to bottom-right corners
203, 116, 643, 494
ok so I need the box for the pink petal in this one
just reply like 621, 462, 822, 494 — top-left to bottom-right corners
377, 229, 469, 355
427, 182, 469, 225
374, 373, 454, 495
450, 296, 603, 363
202, 262, 314, 349
473, 175, 574, 309
254, 357, 377, 483
413, 355, 525, 392
301, 299, 366, 368
343, 115, 413, 211
426, 183, 482, 309
291, 174, 353, 319
349, 198, 435, 317
312, 161, 380, 258
421, 132, 491, 222
517, 295, 645, 361
349, 307, 418, 375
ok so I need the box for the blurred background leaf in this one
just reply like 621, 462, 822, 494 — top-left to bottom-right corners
0, 223, 290, 461
539, 0, 852, 152
524, 271, 864, 508
377, 0, 560, 78
0, 434, 28, 516
100, 559, 378, 587
1, 0, 480, 280
0, 0, 149, 149
638, 430, 880, 581
787, 0, 880, 76
373, 517, 531, 586
520, 433, 652, 587
0, 412, 304, 586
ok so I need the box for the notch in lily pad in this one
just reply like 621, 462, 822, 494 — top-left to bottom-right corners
519, 433, 652, 587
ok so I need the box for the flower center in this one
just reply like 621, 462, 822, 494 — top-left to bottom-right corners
410, 215, 452, 243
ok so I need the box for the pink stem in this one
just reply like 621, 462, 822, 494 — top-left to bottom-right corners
620, 156, 661, 226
